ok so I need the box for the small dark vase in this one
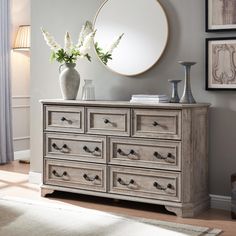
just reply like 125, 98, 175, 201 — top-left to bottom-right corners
168, 79, 182, 103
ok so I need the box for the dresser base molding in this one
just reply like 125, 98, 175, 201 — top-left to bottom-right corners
40, 185, 208, 217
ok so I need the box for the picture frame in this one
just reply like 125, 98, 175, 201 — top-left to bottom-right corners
206, 0, 236, 32
206, 37, 236, 90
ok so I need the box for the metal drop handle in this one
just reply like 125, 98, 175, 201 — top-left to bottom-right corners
153, 182, 174, 191
83, 174, 99, 182
83, 146, 100, 154
52, 170, 67, 178
153, 152, 175, 162
61, 117, 73, 124
117, 148, 135, 156
117, 177, 135, 186
52, 143, 69, 152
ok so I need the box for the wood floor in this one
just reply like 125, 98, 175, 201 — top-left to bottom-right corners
0, 161, 235, 236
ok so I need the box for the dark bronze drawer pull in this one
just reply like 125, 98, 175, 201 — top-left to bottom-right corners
104, 119, 110, 124
83, 174, 99, 182
117, 177, 135, 186
52, 170, 67, 178
83, 146, 100, 154
153, 152, 175, 163
52, 143, 70, 153
61, 117, 73, 124
117, 148, 136, 156
153, 121, 159, 127
153, 182, 174, 192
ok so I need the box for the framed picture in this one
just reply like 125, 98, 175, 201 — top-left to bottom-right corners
206, 0, 236, 32
206, 37, 236, 90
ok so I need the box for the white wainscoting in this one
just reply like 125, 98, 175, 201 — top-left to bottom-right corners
12, 96, 30, 151
14, 149, 30, 160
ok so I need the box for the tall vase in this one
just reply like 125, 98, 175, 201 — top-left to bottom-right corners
179, 61, 196, 104
59, 63, 80, 100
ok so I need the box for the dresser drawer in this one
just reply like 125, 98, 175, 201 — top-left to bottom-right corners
109, 137, 181, 171
109, 166, 181, 202
44, 105, 84, 133
86, 107, 130, 136
44, 159, 107, 192
132, 109, 181, 140
45, 133, 106, 163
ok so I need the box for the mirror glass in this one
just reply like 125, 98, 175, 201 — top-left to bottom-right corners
94, 0, 168, 76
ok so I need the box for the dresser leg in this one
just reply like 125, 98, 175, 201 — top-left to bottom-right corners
165, 206, 184, 217
41, 188, 55, 197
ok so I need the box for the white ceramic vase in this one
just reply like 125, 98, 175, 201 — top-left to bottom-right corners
59, 63, 80, 100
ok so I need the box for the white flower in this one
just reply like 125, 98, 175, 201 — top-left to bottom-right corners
79, 30, 96, 55
106, 33, 124, 54
76, 21, 93, 48
64, 32, 72, 53
41, 28, 61, 51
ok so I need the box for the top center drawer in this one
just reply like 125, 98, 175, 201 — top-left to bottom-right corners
86, 107, 130, 136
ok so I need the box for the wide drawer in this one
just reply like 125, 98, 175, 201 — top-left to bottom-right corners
109, 137, 181, 171
86, 107, 130, 136
45, 133, 106, 163
132, 109, 181, 140
44, 159, 107, 192
109, 166, 181, 202
44, 105, 84, 133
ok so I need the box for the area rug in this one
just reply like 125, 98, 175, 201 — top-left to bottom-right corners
0, 196, 222, 236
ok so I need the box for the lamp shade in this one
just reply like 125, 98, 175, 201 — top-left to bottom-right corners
13, 25, 30, 50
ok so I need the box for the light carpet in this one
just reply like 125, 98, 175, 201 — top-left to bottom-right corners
0, 196, 222, 236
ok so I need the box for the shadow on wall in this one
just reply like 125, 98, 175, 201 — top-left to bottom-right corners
209, 106, 236, 195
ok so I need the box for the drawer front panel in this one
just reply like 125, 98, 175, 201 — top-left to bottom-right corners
86, 107, 130, 136
45, 105, 84, 133
44, 159, 106, 192
45, 133, 106, 163
109, 137, 181, 171
132, 109, 181, 140
109, 166, 181, 202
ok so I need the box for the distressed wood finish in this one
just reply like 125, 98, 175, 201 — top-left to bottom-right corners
86, 107, 130, 136
41, 100, 210, 218
109, 165, 181, 202
109, 137, 181, 171
132, 109, 182, 140
45, 105, 84, 133
44, 158, 107, 192
44, 133, 106, 163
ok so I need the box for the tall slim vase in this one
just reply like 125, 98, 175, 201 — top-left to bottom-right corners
59, 63, 80, 100
179, 61, 196, 104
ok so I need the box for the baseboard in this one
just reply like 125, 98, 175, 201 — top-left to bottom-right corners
14, 149, 30, 160
29, 171, 42, 185
210, 194, 231, 211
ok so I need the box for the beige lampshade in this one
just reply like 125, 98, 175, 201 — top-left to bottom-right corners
13, 25, 30, 50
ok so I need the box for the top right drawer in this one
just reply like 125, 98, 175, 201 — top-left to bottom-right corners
132, 109, 182, 140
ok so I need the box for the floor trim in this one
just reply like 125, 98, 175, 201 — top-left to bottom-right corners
14, 150, 30, 161
28, 171, 231, 211
210, 194, 231, 211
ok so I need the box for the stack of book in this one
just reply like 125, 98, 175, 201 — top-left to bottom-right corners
130, 94, 169, 103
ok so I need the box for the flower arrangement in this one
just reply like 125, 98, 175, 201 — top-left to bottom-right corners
41, 21, 96, 64
95, 33, 124, 65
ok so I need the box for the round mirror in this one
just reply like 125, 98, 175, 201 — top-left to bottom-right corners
94, 0, 169, 76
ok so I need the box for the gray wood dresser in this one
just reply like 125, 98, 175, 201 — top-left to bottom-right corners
41, 100, 210, 217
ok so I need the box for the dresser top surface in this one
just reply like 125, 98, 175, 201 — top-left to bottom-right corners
40, 99, 210, 109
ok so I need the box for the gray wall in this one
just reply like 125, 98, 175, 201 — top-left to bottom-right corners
31, 0, 236, 196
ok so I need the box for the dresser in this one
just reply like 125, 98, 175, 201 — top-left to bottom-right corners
41, 100, 210, 217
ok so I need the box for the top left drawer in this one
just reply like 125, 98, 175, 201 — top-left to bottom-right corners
44, 105, 84, 133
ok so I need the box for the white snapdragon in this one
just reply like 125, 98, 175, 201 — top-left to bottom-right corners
79, 31, 96, 55
41, 28, 61, 51
77, 21, 93, 48
106, 33, 124, 54
64, 32, 73, 54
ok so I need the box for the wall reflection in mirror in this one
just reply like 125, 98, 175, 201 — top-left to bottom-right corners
94, 0, 169, 76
